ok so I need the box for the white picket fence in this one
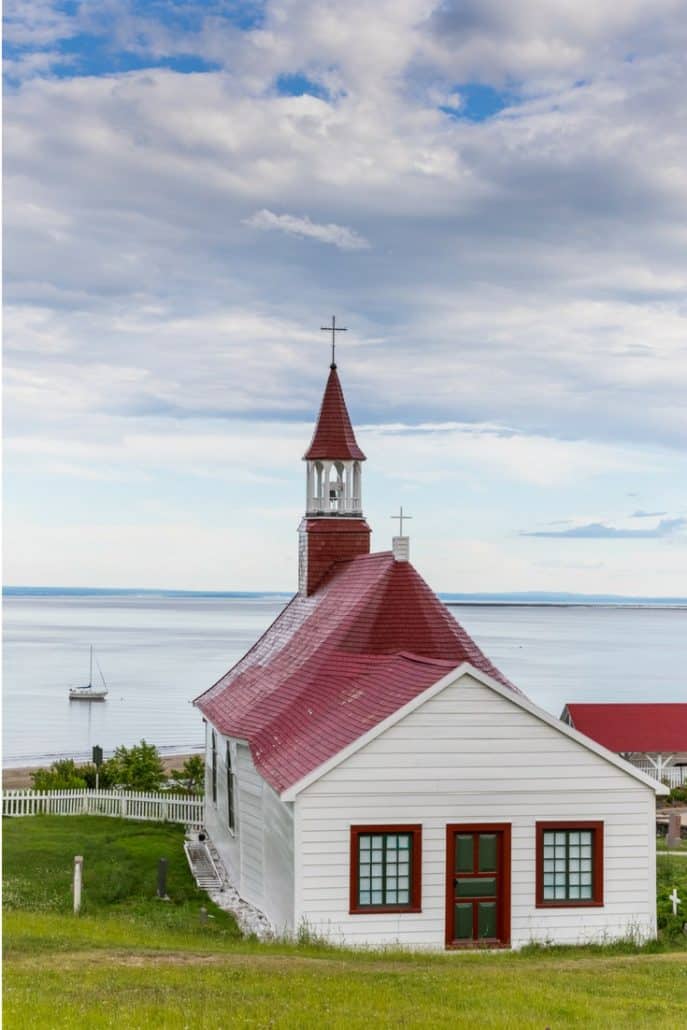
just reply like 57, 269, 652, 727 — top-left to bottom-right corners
2, 788, 205, 830
634, 764, 687, 789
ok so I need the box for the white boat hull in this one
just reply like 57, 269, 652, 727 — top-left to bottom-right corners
69, 688, 108, 701
69, 647, 108, 700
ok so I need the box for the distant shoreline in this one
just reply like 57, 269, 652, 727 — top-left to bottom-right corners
2, 749, 203, 788
4, 586, 687, 607
2, 745, 203, 774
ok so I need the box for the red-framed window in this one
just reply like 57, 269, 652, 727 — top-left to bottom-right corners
225, 741, 235, 834
536, 821, 604, 908
349, 825, 422, 914
211, 730, 217, 804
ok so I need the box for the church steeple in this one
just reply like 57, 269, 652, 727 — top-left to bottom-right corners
298, 349, 371, 594
303, 365, 366, 516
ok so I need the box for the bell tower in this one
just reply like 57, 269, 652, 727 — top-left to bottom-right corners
298, 331, 371, 595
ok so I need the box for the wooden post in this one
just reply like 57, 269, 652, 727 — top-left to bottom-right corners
667, 812, 682, 848
157, 858, 168, 899
73, 855, 83, 914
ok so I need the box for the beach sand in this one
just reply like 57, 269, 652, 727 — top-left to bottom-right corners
2, 753, 199, 790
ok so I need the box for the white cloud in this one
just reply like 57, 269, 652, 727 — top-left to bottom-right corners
3, 1, 687, 592
244, 209, 370, 250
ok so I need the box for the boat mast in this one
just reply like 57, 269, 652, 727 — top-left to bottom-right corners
89, 645, 93, 688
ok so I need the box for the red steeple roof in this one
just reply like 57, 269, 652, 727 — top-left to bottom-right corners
303, 366, 366, 461
195, 552, 520, 794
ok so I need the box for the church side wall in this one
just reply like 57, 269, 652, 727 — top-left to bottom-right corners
203, 722, 295, 933
294, 674, 657, 949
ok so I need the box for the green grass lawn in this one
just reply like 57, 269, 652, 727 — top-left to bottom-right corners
657, 835, 687, 852
4, 816, 687, 1029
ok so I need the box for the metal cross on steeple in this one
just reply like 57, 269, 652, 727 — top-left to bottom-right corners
321, 315, 347, 369
391, 505, 412, 536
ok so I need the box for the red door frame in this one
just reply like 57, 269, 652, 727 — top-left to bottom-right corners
445, 823, 512, 949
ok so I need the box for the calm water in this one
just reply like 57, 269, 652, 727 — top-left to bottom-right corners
3, 594, 686, 767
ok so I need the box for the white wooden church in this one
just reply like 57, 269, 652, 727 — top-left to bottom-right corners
195, 349, 666, 949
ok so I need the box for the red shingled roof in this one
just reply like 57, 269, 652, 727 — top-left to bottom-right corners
565, 704, 687, 753
195, 552, 519, 794
303, 366, 366, 461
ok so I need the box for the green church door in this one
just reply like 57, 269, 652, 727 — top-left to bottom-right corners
445, 824, 511, 948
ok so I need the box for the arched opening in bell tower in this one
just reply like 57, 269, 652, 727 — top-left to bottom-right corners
328, 462, 345, 512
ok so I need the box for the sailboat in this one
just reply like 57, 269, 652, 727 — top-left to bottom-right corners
69, 646, 108, 701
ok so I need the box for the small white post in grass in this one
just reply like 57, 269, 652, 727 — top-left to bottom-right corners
73, 855, 83, 914
669, 888, 681, 917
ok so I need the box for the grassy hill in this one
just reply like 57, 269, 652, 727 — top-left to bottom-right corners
4, 816, 687, 1028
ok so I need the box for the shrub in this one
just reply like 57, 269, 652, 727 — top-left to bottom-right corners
656, 855, 687, 940
168, 755, 205, 795
31, 760, 87, 790
105, 740, 166, 792
77, 762, 117, 789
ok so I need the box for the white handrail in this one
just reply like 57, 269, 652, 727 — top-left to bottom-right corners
633, 764, 687, 788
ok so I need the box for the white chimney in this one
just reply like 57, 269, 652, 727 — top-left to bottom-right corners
392, 536, 409, 562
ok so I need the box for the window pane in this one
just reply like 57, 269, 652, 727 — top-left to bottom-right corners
540, 827, 597, 903
479, 834, 497, 872
456, 834, 474, 873
455, 903, 472, 939
478, 901, 496, 939
356, 830, 416, 909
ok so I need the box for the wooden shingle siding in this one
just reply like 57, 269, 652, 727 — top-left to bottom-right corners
203, 725, 295, 932
236, 743, 264, 906
294, 673, 657, 948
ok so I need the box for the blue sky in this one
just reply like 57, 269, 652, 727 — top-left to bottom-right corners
3, 0, 687, 593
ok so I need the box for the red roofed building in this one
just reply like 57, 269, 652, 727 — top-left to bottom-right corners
562, 704, 687, 784
194, 354, 666, 949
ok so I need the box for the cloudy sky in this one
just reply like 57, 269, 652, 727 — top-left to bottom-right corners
4, 0, 687, 594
